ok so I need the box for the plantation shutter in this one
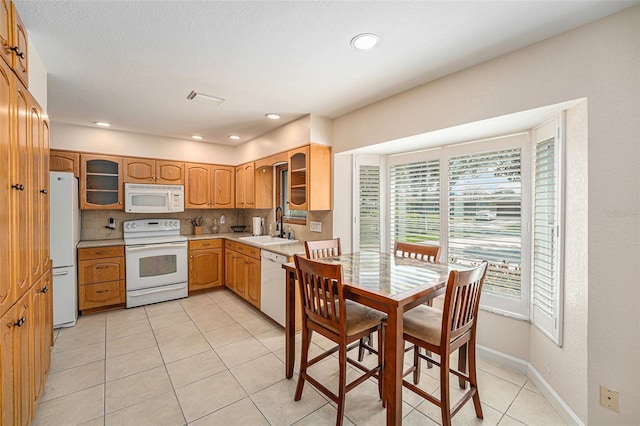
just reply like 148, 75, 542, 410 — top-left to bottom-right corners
448, 148, 523, 301
389, 160, 440, 252
532, 118, 563, 345
358, 165, 382, 251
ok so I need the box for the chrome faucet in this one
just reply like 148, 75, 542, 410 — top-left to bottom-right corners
275, 206, 284, 238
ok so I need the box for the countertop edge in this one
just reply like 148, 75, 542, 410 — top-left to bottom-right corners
78, 233, 306, 257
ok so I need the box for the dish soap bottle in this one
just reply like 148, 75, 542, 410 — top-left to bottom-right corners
287, 226, 294, 240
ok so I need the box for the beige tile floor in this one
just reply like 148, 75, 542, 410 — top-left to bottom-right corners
34, 289, 566, 425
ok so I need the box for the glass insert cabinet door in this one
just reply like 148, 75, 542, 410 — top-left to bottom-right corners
288, 147, 308, 209
80, 154, 123, 209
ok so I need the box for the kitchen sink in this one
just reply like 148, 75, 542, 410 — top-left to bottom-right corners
239, 235, 298, 245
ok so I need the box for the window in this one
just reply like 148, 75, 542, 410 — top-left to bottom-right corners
353, 156, 384, 251
389, 158, 440, 252
355, 116, 565, 341
447, 141, 527, 316
531, 116, 564, 345
276, 164, 306, 224
369, 133, 530, 318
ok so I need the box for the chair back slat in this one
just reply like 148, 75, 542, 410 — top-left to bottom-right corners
442, 261, 488, 344
295, 255, 345, 331
394, 241, 441, 262
305, 239, 341, 259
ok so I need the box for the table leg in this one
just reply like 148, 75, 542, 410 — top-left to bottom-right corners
384, 305, 403, 425
285, 268, 296, 379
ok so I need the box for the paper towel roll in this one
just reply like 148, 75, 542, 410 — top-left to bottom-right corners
252, 217, 263, 236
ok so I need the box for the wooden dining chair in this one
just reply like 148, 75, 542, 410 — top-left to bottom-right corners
293, 255, 385, 425
305, 238, 341, 259
401, 261, 488, 426
305, 239, 378, 363
393, 241, 443, 366
394, 241, 441, 262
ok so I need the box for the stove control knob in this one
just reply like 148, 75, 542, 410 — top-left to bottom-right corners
173, 221, 179, 227
131, 223, 137, 229
124, 223, 129, 229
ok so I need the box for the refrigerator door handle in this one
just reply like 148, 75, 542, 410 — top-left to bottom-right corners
53, 270, 70, 276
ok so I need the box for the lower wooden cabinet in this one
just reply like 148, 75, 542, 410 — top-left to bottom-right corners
78, 246, 125, 312
79, 281, 125, 310
224, 241, 260, 308
188, 239, 224, 293
0, 268, 52, 426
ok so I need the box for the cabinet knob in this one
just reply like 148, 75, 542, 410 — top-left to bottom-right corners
14, 317, 26, 327
96, 290, 110, 294
40, 189, 48, 194
12, 184, 24, 191
9, 46, 25, 59
42, 286, 49, 293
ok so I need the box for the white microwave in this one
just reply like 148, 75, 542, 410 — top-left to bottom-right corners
124, 183, 184, 213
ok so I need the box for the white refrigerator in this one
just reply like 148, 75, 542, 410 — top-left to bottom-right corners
50, 171, 80, 328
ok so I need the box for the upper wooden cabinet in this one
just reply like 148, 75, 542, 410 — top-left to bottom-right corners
185, 163, 234, 209
235, 162, 254, 209
0, 1, 28, 87
254, 162, 273, 209
50, 149, 79, 177
0, 58, 13, 317
288, 144, 331, 211
80, 154, 123, 210
123, 157, 184, 185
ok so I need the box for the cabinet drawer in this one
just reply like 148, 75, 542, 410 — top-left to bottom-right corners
236, 242, 260, 260
225, 241, 237, 252
78, 245, 124, 260
190, 239, 223, 250
79, 281, 125, 310
78, 258, 125, 285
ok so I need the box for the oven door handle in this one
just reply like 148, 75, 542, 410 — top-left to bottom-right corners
126, 242, 187, 251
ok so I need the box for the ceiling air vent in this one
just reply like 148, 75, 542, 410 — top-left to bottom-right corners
186, 91, 226, 106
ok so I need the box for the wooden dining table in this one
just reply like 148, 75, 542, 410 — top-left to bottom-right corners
283, 251, 467, 425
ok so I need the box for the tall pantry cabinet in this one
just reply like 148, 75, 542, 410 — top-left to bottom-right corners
1, 1, 52, 424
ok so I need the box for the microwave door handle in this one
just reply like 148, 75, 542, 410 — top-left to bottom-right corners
126, 242, 187, 251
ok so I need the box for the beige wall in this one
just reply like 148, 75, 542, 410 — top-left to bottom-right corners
234, 115, 311, 164
51, 122, 237, 164
333, 7, 640, 424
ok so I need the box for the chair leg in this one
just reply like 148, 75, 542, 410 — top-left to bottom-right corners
377, 326, 384, 401
294, 326, 311, 401
440, 353, 452, 426
413, 345, 421, 384
458, 343, 467, 389
358, 333, 374, 362
336, 339, 347, 426
468, 340, 483, 419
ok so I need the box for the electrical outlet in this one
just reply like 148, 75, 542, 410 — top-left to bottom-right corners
600, 386, 620, 412
310, 221, 322, 232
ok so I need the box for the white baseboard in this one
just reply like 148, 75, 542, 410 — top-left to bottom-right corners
477, 345, 584, 426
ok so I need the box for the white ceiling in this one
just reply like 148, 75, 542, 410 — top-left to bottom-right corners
14, 0, 638, 146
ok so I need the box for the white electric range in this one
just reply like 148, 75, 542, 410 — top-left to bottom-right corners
123, 219, 188, 308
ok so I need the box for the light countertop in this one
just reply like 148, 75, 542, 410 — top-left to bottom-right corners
78, 233, 306, 257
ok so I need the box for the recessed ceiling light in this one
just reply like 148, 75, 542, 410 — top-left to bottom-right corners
93, 121, 111, 127
191, 135, 203, 140
265, 113, 280, 120
350, 33, 379, 50
229, 135, 241, 140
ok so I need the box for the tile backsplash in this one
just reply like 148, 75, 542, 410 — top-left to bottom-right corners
80, 208, 333, 242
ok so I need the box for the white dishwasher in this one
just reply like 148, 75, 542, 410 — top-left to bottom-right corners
260, 249, 289, 327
